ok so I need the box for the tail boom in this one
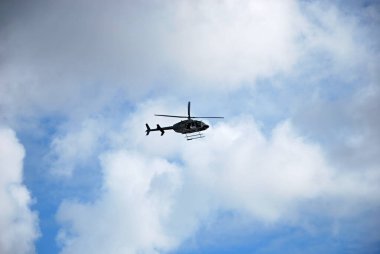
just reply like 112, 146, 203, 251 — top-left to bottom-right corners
145, 123, 173, 136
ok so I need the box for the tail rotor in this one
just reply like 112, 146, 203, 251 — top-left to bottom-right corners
145, 124, 151, 136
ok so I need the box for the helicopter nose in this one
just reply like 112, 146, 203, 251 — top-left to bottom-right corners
204, 124, 209, 129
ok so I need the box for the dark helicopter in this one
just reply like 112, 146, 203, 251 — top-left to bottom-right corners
146, 101, 223, 140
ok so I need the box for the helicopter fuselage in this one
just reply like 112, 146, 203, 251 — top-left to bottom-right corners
173, 119, 209, 134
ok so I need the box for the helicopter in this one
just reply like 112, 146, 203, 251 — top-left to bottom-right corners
146, 101, 223, 140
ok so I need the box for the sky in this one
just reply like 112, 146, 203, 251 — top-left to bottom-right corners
0, 0, 379, 253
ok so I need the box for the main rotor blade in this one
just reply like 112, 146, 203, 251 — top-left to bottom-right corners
191, 116, 224, 119
155, 114, 223, 119
155, 114, 188, 118
188, 101, 191, 119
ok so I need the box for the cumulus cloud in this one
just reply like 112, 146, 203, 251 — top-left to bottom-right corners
48, 118, 107, 176
57, 151, 181, 254
1, 0, 379, 253
164, 0, 305, 85
0, 127, 39, 254
0, 0, 377, 122
56, 105, 380, 253
0, 0, 329, 121
292, 0, 380, 178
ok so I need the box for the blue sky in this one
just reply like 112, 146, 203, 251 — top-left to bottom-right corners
0, 0, 379, 253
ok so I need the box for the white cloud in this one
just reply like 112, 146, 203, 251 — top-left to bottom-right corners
298, 1, 375, 76
1, 0, 378, 252
164, 0, 304, 85
56, 110, 379, 253
182, 119, 331, 221
57, 151, 181, 254
0, 127, 39, 254
0, 0, 377, 124
48, 118, 107, 176
0, 0, 318, 120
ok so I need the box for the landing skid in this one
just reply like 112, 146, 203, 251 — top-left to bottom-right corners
185, 132, 205, 141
